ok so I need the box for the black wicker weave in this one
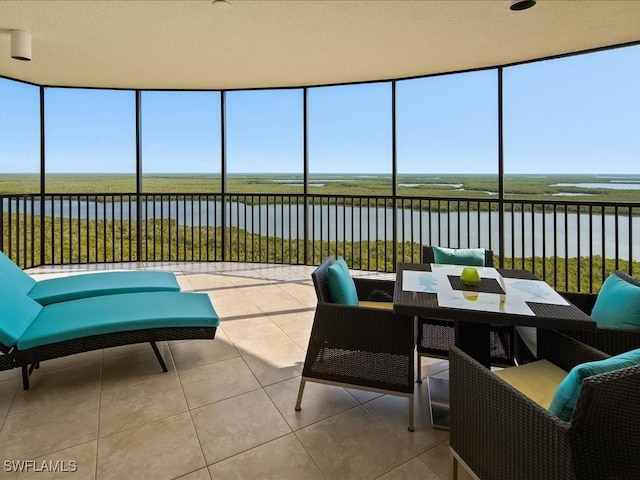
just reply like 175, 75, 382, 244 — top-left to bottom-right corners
0, 349, 13, 371
296, 256, 416, 430
558, 271, 640, 355
2, 326, 217, 389
416, 246, 515, 377
450, 329, 640, 480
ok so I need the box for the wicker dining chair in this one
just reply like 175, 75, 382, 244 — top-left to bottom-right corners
558, 271, 640, 355
295, 256, 416, 431
416, 246, 515, 383
450, 329, 640, 480
517, 271, 640, 359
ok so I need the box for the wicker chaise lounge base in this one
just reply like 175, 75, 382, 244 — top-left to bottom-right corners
5, 326, 217, 390
0, 291, 219, 390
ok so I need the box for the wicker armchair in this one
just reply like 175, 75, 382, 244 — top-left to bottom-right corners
295, 256, 416, 431
416, 246, 515, 382
450, 329, 640, 480
558, 271, 640, 355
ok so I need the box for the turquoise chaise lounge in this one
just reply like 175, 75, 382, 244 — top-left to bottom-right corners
1, 251, 180, 305
0, 282, 219, 389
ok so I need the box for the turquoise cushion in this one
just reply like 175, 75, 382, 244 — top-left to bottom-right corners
327, 258, 359, 306
0, 250, 37, 296
17, 292, 219, 350
432, 247, 486, 267
591, 273, 640, 329
28, 270, 180, 305
548, 348, 640, 421
0, 282, 43, 348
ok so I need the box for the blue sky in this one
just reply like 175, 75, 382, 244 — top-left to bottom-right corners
1, 44, 639, 175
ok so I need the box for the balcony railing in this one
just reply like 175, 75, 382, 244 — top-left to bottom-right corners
1, 193, 638, 292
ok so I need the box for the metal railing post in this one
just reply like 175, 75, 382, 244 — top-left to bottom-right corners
392, 81, 398, 272
303, 88, 309, 265
135, 90, 143, 262
39, 86, 46, 266
497, 68, 505, 268
220, 91, 227, 261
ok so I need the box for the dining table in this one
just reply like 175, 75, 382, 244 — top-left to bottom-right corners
393, 262, 596, 428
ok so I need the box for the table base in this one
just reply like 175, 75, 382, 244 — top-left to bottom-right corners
455, 320, 491, 368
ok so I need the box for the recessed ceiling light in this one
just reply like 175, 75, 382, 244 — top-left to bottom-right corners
211, 0, 231, 8
510, 0, 536, 11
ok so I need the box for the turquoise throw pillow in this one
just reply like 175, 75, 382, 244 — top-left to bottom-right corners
591, 273, 640, 329
548, 348, 640, 421
432, 247, 485, 267
327, 258, 359, 306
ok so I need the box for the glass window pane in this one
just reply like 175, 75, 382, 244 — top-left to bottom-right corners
504, 46, 640, 194
308, 82, 392, 195
226, 89, 303, 194
142, 91, 221, 193
44, 88, 135, 193
0, 79, 40, 193
396, 71, 498, 197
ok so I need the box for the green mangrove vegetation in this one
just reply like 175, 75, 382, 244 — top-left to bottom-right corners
2, 173, 640, 203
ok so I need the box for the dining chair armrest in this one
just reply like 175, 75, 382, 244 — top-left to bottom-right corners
353, 277, 395, 301
303, 303, 414, 394
311, 303, 413, 353
537, 329, 608, 371
450, 347, 573, 480
570, 364, 640, 480
557, 291, 640, 355
559, 291, 597, 315
566, 327, 640, 356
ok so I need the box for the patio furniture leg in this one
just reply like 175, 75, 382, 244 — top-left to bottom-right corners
415, 317, 423, 383
408, 395, 415, 432
451, 455, 459, 480
150, 342, 168, 372
21, 364, 29, 390
294, 377, 306, 411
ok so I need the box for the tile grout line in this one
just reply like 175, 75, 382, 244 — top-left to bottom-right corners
168, 341, 211, 479
94, 348, 105, 480
0, 377, 22, 435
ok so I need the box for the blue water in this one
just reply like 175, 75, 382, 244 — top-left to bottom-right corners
552, 183, 640, 190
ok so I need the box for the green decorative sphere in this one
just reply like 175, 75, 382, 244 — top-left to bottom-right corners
460, 267, 481, 286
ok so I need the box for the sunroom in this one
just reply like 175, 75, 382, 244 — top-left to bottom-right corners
0, 1, 639, 479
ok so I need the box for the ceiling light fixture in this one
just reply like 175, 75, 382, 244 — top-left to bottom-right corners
211, 0, 231, 9
510, 0, 536, 11
11, 29, 31, 61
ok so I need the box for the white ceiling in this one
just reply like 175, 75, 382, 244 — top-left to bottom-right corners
0, 0, 639, 90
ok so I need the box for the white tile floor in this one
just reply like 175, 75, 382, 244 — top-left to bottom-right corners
0, 262, 473, 480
